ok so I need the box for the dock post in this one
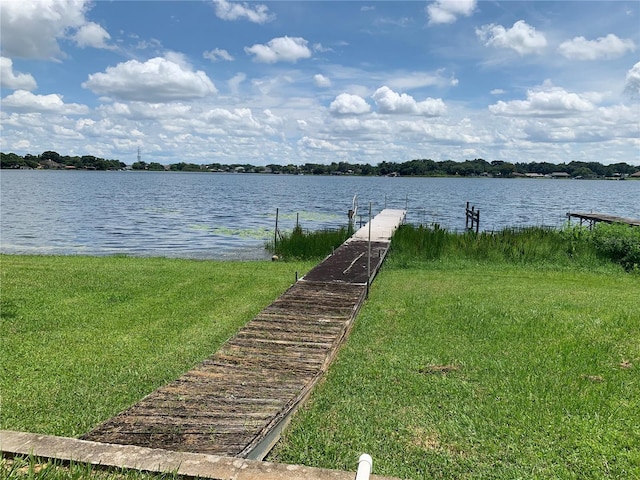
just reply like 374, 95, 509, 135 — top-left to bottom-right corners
465, 202, 470, 230
274, 208, 279, 248
367, 202, 372, 298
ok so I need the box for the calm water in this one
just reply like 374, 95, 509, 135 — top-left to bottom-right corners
1, 170, 638, 259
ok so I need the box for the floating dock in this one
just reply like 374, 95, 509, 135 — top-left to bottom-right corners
566, 212, 640, 228
81, 208, 406, 459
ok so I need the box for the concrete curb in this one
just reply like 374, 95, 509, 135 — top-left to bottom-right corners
1, 431, 401, 480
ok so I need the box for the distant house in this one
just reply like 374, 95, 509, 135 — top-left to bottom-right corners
525, 173, 545, 178
630, 171, 640, 178
550, 172, 571, 178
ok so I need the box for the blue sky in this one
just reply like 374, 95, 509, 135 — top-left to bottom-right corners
1, 0, 639, 166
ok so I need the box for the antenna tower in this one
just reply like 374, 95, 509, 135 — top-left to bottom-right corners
137, 146, 141, 163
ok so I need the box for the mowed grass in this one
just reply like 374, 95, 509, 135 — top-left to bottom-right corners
271, 238, 640, 478
0, 254, 313, 437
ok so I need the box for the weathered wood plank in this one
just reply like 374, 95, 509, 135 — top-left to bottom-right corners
82, 209, 405, 459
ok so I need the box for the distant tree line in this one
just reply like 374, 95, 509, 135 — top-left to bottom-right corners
1, 151, 125, 170
2, 151, 638, 178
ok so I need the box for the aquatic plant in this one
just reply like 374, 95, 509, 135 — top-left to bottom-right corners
266, 223, 355, 260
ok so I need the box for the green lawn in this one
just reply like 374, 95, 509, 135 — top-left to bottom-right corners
2, 226, 639, 479
0, 255, 313, 437
270, 260, 640, 479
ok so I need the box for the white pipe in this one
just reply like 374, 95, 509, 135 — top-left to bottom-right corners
356, 453, 373, 480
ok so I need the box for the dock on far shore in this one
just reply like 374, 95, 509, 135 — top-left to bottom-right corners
567, 211, 640, 228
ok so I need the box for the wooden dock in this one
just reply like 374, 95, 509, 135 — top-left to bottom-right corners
82, 209, 406, 459
567, 212, 640, 228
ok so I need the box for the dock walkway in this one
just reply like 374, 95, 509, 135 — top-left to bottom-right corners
81, 209, 406, 460
567, 211, 640, 228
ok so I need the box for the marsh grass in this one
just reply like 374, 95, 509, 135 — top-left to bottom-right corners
388, 224, 605, 269
266, 223, 355, 260
0, 255, 313, 437
270, 227, 639, 479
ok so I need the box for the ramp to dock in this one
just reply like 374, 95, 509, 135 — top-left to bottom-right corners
81, 209, 406, 459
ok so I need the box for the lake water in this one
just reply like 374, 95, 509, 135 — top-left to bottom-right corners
1, 170, 638, 260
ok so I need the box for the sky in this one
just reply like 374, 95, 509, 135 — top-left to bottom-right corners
1, 0, 639, 167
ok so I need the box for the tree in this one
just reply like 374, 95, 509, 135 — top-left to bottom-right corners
41, 151, 61, 162
1, 152, 24, 168
148, 162, 165, 171
132, 161, 147, 170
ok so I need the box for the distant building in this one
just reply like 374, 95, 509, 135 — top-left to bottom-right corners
550, 172, 571, 178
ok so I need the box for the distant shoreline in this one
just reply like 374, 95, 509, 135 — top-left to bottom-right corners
2, 151, 639, 179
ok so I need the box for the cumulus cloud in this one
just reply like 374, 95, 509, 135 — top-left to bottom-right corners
98, 101, 193, 120
489, 84, 596, 117
329, 93, 371, 115
314, 74, 331, 88
0, 57, 37, 90
2, 90, 88, 115
624, 61, 640, 98
427, 0, 476, 25
476, 20, 547, 55
73, 22, 114, 49
203, 48, 234, 62
558, 34, 636, 60
212, 0, 274, 23
228, 72, 247, 94
245, 36, 312, 63
0, 0, 111, 59
82, 56, 217, 102
372, 86, 446, 116
386, 71, 458, 90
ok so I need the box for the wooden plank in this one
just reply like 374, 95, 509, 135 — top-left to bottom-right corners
567, 211, 640, 227
81, 209, 406, 460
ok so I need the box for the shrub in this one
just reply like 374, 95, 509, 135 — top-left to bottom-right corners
591, 222, 640, 272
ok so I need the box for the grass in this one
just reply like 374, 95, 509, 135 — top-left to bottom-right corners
269, 226, 640, 478
1, 456, 180, 480
266, 223, 354, 260
0, 254, 313, 437
2, 225, 639, 479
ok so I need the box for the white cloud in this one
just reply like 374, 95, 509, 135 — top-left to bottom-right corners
228, 73, 247, 94
314, 74, 331, 88
98, 102, 193, 120
329, 93, 371, 115
386, 71, 458, 90
313, 43, 332, 53
372, 86, 447, 116
2, 90, 88, 115
82, 56, 217, 102
212, 0, 274, 24
489, 84, 596, 117
476, 20, 547, 56
427, 0, 476, 25
491, 89, 506, 95
0, 0, 111, 59
245, 36, 312, 63
624, 62, 640, 98
298, 136, 341, 151
203, 48, 234, 62
74, 21, 114, 50
0, 57, 37, 90
558, 34, 636, 61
